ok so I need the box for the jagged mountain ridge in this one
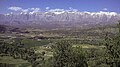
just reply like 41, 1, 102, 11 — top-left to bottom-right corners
0, 11, 120, 29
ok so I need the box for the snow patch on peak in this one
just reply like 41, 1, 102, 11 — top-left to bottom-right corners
48, 9, 65, 14
82, 11, 118, 16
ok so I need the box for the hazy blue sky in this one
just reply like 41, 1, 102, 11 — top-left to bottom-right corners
0, 0, 120, 14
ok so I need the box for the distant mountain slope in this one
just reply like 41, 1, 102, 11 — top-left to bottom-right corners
0, 24, 23, 33
0, 11, 120, 29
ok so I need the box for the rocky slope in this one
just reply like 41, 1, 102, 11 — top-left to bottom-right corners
0, 11, 120, 29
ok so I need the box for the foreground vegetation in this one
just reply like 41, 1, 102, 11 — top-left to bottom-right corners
0, 22, 120, 67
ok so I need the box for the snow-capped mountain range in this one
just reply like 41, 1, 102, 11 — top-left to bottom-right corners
0, 10, 120, 29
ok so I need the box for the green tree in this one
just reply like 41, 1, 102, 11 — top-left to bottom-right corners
52, 40, 88, 67
104, 21, 120, 67
72, 46, 88, 67
0, 39, 45, 67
